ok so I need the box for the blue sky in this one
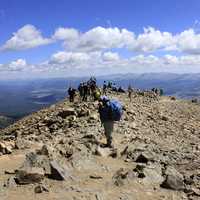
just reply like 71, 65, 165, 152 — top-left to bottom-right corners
1, 0, 200, 78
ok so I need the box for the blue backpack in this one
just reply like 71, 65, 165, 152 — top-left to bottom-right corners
100, 99, 123, 121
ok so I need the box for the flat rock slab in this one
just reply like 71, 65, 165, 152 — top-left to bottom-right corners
15, 167, 45, 184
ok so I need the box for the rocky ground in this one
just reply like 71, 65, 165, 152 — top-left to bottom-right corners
0, 91, 200, 200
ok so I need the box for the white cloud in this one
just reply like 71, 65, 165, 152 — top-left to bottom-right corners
0, 59, 27, 71
55, 26, 135, 52
3, 25, 200, 76
176, 29, 200, 54
47, 51, 200, 73
50, 51, 90, 64
131, 27, 174, 52
3, 25, 200, 56
163, 55, 179, 65
130, 54, 159, 65
1, 25, 52, 51
102, 52, 120, 61
53, 27, 79, 41
2, 53, 200, 75
53, 26, 200, 55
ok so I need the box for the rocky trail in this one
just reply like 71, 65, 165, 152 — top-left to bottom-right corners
0, 91, 200, 200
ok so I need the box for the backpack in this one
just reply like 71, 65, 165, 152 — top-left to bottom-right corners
99, 99, 123, 121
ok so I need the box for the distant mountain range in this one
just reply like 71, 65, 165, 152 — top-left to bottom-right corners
0, 73, 200, 128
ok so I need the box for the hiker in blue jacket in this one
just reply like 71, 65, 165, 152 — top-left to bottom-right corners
98, 96, 123, 148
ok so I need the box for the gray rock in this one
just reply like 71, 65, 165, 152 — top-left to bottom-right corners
15, 167, 45, 184
22, 152, 51, 175
78, 108, 90, 117
4, 176, 17, 188
89, 113, 98, 120
58, 108, 77, 118
34, 185, 49, 193
161, 166, 185, 191
112, 168, 129, 186
49, 161, 70, 181
0, 142, 13, 155
36, 145, 54, 158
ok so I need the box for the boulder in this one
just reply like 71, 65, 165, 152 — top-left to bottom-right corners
78, 108, 90, 117
4, 176, 17, 188
15, 167, 45, 184
34, 185, 49, 193
161, 166, 185, 191
36, 145, 53, 157
89, 113, 98, 120
58, 108, 76, 118
112, 168, 130, 186
22, 152, 51, 175
70, 152, 102, 172
0, 142, 6, 154
49, 161, 70, 181
0, 142, 13, 155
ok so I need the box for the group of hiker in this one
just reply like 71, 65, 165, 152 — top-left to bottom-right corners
68, 77, 101, 103
67, 78, 164, 148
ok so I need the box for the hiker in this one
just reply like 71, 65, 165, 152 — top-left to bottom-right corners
103, 81, 107, 95
111, 83, 118, 92
93, 87, 101, 101
160, 88, 164, 96
108, 81, 112, 88
98, 96, 123, 148
78, 82, 84, 101
83, 82, 88, 101
128, 85, 133, 101
68, 87, 76, 102
90, 81, 97, 100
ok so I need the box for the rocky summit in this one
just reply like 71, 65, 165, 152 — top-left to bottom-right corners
0, 91, 200, 200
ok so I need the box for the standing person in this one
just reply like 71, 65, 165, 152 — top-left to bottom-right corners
103, 81, 107, 95
98, 96, 123, 148
68, 87, 76, 102
128, 85, 133, 102
78, 82, 84, 101
160, 88, 164, 96
83, 82, 88, 101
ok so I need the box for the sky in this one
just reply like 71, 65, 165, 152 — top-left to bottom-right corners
1, 0, 200, 78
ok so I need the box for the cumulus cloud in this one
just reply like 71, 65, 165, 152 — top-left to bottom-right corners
2, 53, 200, 75
176, 29, 200, 54
0, 25, 52, 51
0, 59, 27, 71
53, 27, 79, 41
50, 51, 90, 64
2, 25, 200, 76
53, 26, 200, 55
46, 51, 200, 73
102, 52, 120, 61
3, 25, 200, 55
54, 26, 135, 52
130, 27, 175, 52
